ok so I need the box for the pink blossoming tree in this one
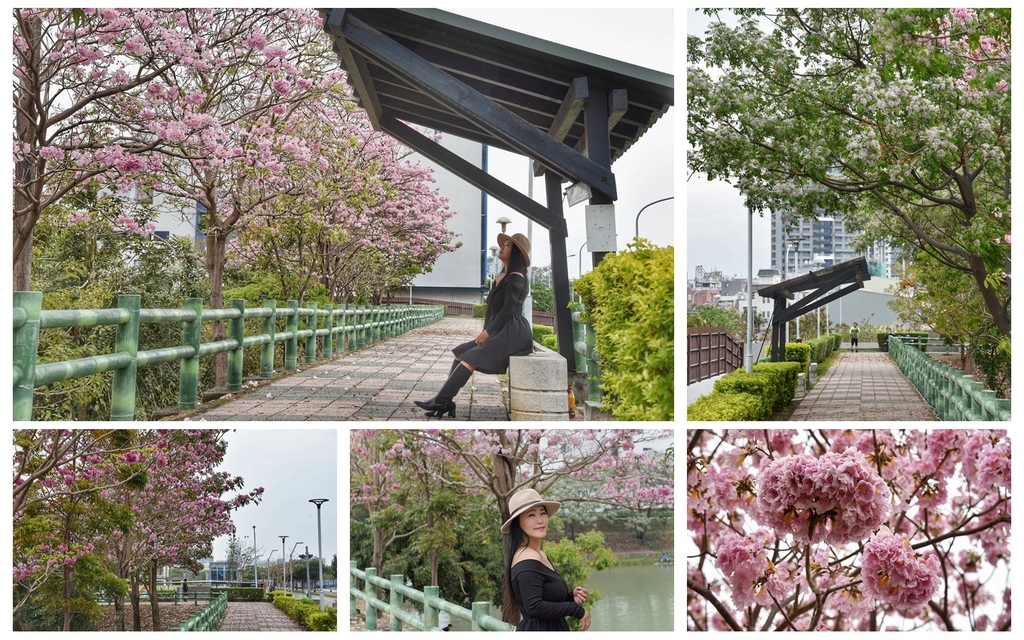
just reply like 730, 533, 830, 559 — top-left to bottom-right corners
687, 429, 1011, 631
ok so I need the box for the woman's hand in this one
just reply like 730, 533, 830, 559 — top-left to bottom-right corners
474, 329, 490, 345
579, 611, 591, 631
573, 586, 588, 605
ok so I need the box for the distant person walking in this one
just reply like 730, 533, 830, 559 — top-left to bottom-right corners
501, 488, 591, 632
850, 323, 859, 353
414, 232, 534, 418
182, 579, 189, 596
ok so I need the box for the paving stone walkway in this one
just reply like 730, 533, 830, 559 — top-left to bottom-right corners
173, 317, 509, 422
788, 350, 938, 421
217, 602, 305, 631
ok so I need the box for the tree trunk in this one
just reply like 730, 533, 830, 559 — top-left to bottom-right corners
13, 14, 42, 293
969, 254, 1011, 336
206, 230, 229, 388
149, 561, 161, 631
130, 576, 142, 631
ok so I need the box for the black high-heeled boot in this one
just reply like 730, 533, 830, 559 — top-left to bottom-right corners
415, 364, 472, 418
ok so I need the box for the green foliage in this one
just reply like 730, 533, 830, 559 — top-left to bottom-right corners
542, 334, 558, 351
272, 594, 337, 630
687, 391, 764, 421
713, 371, 776, 420
532, 324, 554, 344
212, 587, 266, 602
687, 305, 745, 341
530, 280, 555, 312
473, 304, 487, 319
543, 530, 616, 632
753, 361, 802, 409
972, 335, 1011, 399
766, 342, 812, 372
575, 240, 673, 420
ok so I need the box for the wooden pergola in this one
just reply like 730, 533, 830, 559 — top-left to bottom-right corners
318, 8, 673, 369
758, 257, 872, 361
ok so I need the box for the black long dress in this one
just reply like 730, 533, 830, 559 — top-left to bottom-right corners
452, 271, 533, 374
511, 559, 585, 631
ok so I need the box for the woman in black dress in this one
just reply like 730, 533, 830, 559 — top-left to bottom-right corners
414, 232, 534, 418
500, 488, 591, 631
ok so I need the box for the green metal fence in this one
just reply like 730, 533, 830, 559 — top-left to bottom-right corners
170, 591, 228, 632
570, 302, 602, 402
12, 291, 445, 421
888, 336, 1011, 421
350, 561, 512, 632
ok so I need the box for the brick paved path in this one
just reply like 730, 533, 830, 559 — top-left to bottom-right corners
217, 602, 305, 631
788, 351, 938, 421
177, 317, 508, 422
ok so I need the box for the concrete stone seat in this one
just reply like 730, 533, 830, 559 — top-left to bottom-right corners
508, 343, 569, 421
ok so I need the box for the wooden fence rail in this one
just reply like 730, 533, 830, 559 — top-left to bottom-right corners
688, 327, 743, 384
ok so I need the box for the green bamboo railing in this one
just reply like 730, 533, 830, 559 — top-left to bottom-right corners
12, 291, 444, 420
170, 592, 228, 632
350, 561, 512, 632
888, 335, 1011, 421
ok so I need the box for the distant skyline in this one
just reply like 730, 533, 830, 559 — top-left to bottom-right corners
211, 429, 338, 566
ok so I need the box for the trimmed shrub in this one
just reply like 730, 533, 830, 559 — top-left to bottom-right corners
272, 594, 336, 630
532, 324, 554, 343
212, 587, 264, 602
753, 361, 802, 409
309, 608, 338, 631
713, 371, 776, 420
767, 342, 812, 372
472, 304, 486, 319
687, 391, 764, 421
542, 334, 558, 351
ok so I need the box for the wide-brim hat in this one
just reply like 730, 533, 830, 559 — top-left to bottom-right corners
497, 232, 532, 267
501, 488, 559, 534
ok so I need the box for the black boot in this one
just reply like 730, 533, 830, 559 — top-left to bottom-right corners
415, 364, 472, 418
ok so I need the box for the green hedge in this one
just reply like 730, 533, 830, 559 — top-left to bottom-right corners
687, 391, 764, 421
272, 594, 337, 631
532, 324, 554, 343
804, 333, 841, 364
713, 371, 776, 420
753, 361, 802, 409
879, 331, 929, 351
211, 587, 265, 602
472, 304, 486, 319
574, 240, 673, 420
766, 342, 812, 372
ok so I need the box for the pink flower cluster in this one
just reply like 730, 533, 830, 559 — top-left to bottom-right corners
755, 449, 891, 544
716, 530, 789, 608
860, 527, 941, 614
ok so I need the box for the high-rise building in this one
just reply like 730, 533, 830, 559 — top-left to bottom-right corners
771, 208, 898, 278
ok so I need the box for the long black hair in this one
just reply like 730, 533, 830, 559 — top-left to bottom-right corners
497, 244, 530, 298
501, 518, 530, 624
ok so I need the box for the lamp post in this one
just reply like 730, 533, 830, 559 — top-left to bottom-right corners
303, 546, 311, 599
634, 196, 674, 240
279, 536, 288, 594
745, 202, 754, 373
289, 541, 304, 594
577, 241, 587, 279
495, 216, 511, 234
309, 499, 329, 611
252, 525, 258, 588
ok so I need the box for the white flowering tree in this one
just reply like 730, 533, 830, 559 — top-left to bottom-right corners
687, 429, 1011, 631
687, 8, 1010, 337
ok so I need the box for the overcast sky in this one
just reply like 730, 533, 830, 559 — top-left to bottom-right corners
448, 7, 677, 277
686, 8, 773, 281
211, 428, 338, 567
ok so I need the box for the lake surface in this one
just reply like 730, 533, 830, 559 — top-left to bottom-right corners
587, 563, 674, 631
430, 562, 674, 632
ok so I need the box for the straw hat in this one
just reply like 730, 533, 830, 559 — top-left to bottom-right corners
497, 232, 532, 267
501, 488, 560, 534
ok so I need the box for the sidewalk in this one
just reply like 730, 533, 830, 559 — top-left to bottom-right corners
788, 350, 938, 421
217, 602, 305, 631
174, 317, 509, 422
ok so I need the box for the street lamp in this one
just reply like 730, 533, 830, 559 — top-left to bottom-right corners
577, 241, 587, 279
634, 196, 674, 240
252, 525, 258, 588
309, 499, 329, 611
279, 536, 288, 594
495, 216, 511, 234
303, 546, 311, 599
289, 541, 304, 595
